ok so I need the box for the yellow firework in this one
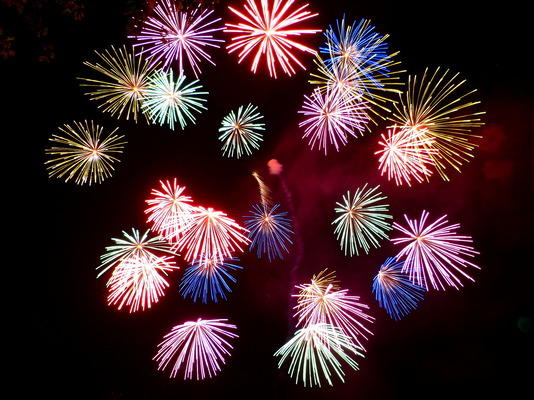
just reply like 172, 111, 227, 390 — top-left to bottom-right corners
45, 120, 126, 185
309, 53, 404, 125
78, 45, 157, 122
388, 67, 485, 181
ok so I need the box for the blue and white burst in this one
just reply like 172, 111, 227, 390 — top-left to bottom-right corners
244, 203, 293, 262
372, 257, 425, 321
179, 254, 242, 303
141, 68, 208, 130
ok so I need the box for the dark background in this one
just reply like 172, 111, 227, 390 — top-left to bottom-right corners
3, 1, 533, 399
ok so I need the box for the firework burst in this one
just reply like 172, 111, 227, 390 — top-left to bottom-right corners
141, 68, 208, 130
78, 45, 157, 122
372, 257, 425, 320
388, 67, 485, 180
45, 120, 126, 186
375, 124, 438, 186
107, 253, 179, 312
179, 255, 242, 303
391, 210, 480, 291
154, 318, 238, 380
97, 228, 179, 279
224, 0, 320, 78
299, 86, 371, 154
144, 178, 197, 244
274, 322, 364, 387
319, 16, 403, 94
332, 184, 392, 256
244, 203, 294, 261
293, 269, 375, 350
176, 206, 251, 263
219, 103, 265, 158
129, 0, 224, 76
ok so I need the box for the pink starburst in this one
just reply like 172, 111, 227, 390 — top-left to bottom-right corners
129, 0, 224, 77
299, 87, 370, 154
224, 0, 320, 78
391, 210, 480, 291
154, 318, 238, 380
293, 269, 375, 351
176, 206, 251, 263
107, 254, 179, 313
144, 178, 197, 245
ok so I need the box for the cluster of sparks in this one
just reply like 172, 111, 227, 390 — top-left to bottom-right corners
391, 210, 480, 291
372, 257, 425, 321
129, 0, 224, 77
377, 67, 485, 184
244, 203, 294, 261
275, 269, 372, 386
224, 0, 320, 78
332, 184, 392, 256
43, 0, 486, 388
45, 120, 126, 186
218, 103, 266, 158
299, 16, 404, 154
97, 228, 180, 312
154, 318, 238, 380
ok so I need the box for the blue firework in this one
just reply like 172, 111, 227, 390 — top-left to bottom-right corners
179, 254, 242, 303
372, 257, 425, 321
320, 16, 396, 91
244, 203, 293, 262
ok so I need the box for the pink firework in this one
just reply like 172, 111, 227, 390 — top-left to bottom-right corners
176, 206, 251, 263
144, 179, 197, 245
129, 0, 224, 76
391, 210, 480, 291
375, 125, 438, 186
106, 254, 179, 313
154, 318, 238, 380
293, 269, 375, 351
224, 0, 320, 78
299, 87, 370, 154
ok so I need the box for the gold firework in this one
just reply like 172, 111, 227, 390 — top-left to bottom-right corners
388, 67, 485, 181
45, 120, 126, 185
78, 45, 157, 122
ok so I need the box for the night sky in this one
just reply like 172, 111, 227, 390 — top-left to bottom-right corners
4, 1, 533, 399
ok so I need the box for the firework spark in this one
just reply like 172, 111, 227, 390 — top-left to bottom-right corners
299, 86, 371, 154
252, 171, 274, 208
97, 228, 179, 279
308, 51, 403, 122
372, 257, 425, 320
224, 0, 320, 78
332, 184, 392, 256
78, 45, 157, 122
391, 210, 480, 291
293, 269, 375, 350
320, 16, 403, 94
388, 67, 485, 180
129, 0, 224, 77
154, 318, 238, 380
144, 178, 197, 245
274, 322, 364, 387
45, 120, 125, 186
375, 124, 438, 186
141, 68, 208, 130
179, 255, 242, 303
244, 203, 294, 261
176, 206, 251, 263
107, 253, 179, 312
218, 103, 265, 158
